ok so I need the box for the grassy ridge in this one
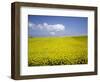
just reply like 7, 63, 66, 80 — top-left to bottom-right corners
28, 36, 88, 66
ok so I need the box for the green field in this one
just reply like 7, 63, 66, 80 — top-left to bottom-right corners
28, 36, 88, 66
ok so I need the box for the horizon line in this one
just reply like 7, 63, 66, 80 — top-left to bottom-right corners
28, 35, 87, 38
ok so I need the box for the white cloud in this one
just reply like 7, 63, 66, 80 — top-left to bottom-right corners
50, 32, 56, 35
28, 22, 33, 27
37, 24, 43, 29
28, 22, 36, 29
48, 24, 65, 32
43, 22, 48, 27
28, 22, 65, 35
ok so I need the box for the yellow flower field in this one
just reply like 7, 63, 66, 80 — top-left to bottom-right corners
28, 36, 88, 66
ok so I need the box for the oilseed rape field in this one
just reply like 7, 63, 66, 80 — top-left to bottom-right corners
28, 36, 88, 66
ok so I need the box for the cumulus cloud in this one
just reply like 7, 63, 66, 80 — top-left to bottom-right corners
50, 32, 56, 35
28, 22, 36, 29
28, 22, 65, 35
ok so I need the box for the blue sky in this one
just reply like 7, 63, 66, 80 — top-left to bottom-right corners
28, 15, 88, 37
